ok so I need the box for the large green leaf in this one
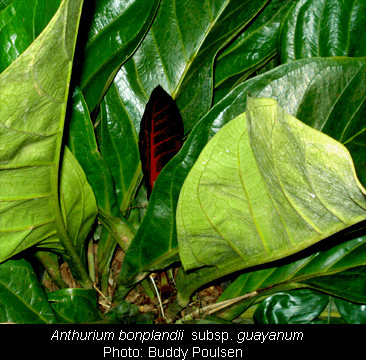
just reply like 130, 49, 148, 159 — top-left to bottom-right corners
0, 0, 90, 268
0, 259, 56, 323
76, 0, 161, 112
112, 0, 269, 137
0, 0, 62, 73
175, 97, 366, 307
279, 0, 366, 63
213, 0, 293, 104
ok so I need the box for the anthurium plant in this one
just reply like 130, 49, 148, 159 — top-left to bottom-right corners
1, 0, 366, 324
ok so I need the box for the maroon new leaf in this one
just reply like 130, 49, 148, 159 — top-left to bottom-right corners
139, 85, 184, 199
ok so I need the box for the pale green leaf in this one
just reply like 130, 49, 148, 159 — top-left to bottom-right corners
177, 98, 366, 274
0, 0, 85, 263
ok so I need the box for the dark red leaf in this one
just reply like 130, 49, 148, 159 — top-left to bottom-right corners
139, 85, 184, 199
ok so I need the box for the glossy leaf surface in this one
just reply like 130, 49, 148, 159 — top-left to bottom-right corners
213, 0, 293, 104
99, 81, 142, 214
0, 259, 56, 323
67, 86, 119, 218
76, 0, 160, 112
280, 0, 366, 63
0, 0, 87, 262
253, 289, 329, 324
0, 0, 62, 73
335, 295, 366, 324
47, 288, 101, 323
139, 85, 184, 199
177, 97, 366, 272
113, 0, 269, 136
304, 265, 366, 303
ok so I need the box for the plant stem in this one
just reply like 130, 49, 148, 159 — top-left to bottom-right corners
34, 251, 68, 289
87, 239, 96, 283
97, 227, 117, 296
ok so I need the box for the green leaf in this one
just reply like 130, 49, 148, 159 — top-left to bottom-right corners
47, 288, 101, 323
0, 0, 62, 73
334, 295, 366, 324
67, 86, 119, 218
99, 82, 142, 214
213, 0, 293, 104
76, 0, 161, 112
34, 250, 68, 289
279, 0, 366, 63
34, 147, 98, 281
113, 0, 269, 136
104, 300, 154, 324
178, 97, 366, 271
58, 147, 98, 262
175, 97, 366, 307
0, 0, 95, 289
253, 289, 329, 324
0, 259, 56, 323
304, 265, 366, 303
0, 1, 15, 12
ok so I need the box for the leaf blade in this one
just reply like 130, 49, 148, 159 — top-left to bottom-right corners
77, 0, 161, 112
0, 0, 85, 262
279, 0, 366, 63
139, 85, 184, 199
175, 97, 366, 304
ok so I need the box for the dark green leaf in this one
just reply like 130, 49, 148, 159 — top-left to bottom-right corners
0, 0, 15, 12
213, 0, 293, 104
67, 86, 119, 217
279, 0, 366, 63
99, 82, 142, 213
304, 266, 366, 303
334, 295, 366, 324
113, 0, 269, 136
253, 289, 329, 324
77, 0, 161, 112
103, 300, 154, 324
0, 0, 62, 73
47, 288, 101, 323
0, 259, 56, 323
